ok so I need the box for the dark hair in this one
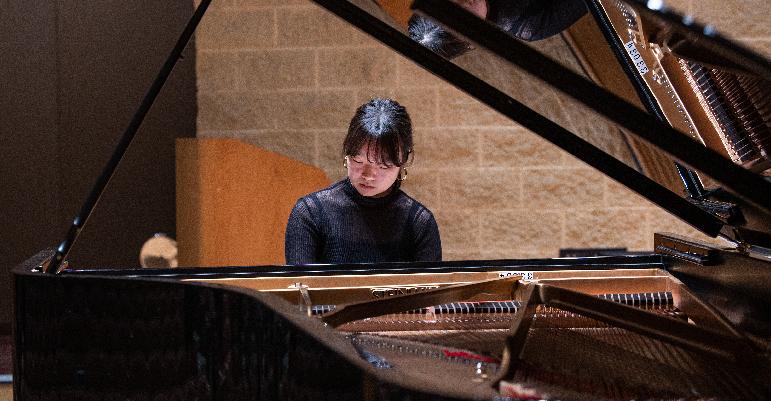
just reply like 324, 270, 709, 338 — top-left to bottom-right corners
408, 14, 472, 59
343, 98, 413, 167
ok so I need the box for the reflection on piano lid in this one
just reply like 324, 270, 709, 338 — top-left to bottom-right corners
406, 0, 771, 246
598, 0, 771, 172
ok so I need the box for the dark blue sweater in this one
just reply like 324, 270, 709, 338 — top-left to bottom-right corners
285, 179, 441, 265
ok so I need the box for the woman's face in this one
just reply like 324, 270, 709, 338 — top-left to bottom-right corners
346, 142, 401, 198
454, 0, 488, 19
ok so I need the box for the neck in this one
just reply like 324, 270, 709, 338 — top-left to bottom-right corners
342, 178, 400, 207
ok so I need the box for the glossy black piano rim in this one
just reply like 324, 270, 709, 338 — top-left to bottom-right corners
55, 253, 667, 279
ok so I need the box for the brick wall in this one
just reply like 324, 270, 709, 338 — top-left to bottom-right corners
670, 0, 771, 57
195, 0, 768, 260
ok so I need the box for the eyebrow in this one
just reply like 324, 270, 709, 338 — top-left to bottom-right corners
352, 154, 395, 165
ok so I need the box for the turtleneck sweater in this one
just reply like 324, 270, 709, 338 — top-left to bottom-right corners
488, 0, 587, 41
285, 178, 441, 265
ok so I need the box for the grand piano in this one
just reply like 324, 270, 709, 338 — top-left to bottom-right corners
13, 0, 771, 400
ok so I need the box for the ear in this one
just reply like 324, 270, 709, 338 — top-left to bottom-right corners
398, 167, 408, 182
404, 150, 414, 167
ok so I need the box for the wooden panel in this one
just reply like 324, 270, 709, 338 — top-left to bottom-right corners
374, 0, 413, 28
176, 138, 330, 266
0, 383, 11, 401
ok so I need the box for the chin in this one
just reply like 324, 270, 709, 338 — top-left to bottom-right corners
359, 188, 379, 196
357, 184, 383, 197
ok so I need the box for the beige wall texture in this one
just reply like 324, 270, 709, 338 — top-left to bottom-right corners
194, 0, 769, 260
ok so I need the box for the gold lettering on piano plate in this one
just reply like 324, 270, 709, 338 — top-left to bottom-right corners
371, 285, 440, 298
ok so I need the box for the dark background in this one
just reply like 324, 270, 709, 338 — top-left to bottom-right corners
0, 1, 197, 333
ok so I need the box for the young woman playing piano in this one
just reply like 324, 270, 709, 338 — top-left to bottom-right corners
284, 98, 441, 265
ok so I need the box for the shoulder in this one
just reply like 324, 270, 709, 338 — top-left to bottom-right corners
294, 180, 347, 207
304, 179, 346, 199
397, 190, 436, 222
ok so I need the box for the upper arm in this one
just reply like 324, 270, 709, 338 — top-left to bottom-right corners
285, 198, 321, 265
412, 207, 442, 262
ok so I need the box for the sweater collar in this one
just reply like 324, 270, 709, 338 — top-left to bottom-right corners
342, 178, 401, 207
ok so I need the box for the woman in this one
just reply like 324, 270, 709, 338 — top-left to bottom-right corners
285, 98, 441, 265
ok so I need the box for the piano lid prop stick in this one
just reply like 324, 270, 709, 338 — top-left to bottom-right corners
43, 0, 214, 274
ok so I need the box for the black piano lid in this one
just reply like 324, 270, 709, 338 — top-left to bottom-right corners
44, 0, 771, 273
402, 0, 771, 245
328, 0, 771, 245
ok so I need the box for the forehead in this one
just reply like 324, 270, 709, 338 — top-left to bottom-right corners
350, 138, 403, 163
354, 141, 379, 154
351, 143, 400, 165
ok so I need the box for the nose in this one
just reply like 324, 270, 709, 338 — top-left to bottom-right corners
361, 163, 376, 180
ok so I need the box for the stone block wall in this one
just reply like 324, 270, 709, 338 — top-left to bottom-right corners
195, 0, 768, 260
671, 0, 770, 57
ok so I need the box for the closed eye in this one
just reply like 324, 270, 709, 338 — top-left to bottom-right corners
350, 155, 395, 169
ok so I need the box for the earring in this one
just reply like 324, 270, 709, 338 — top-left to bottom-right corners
398, 167, 408, 182
343, 156, 348, 169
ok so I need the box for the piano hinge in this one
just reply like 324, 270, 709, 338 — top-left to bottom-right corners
36, 257, 69, 274
687, 196, 743, 225
654, 233, 720, 266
